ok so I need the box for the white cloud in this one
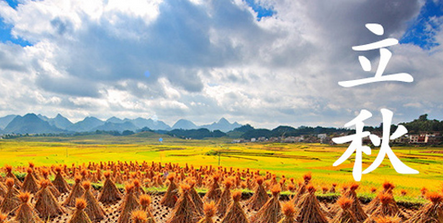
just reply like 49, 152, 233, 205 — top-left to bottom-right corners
0, 0, 441, 128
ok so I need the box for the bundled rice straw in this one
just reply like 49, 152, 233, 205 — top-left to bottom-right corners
40, 168, 61, 198
247, 176, 269, 211
133, 179, 145, 198
118, 183, 141, 223
292, 173, 312, 206
278, 201, 297, 223
5, 165, 21, 189
329, 183, 337, 193
344, 183, 367, 222
0, 182, 7, 198
216, 178, 233, 217
366, 181, 395, 214
204, 174, 222, 202
221, 191, 249, 223
167, 183, 200, 223
68, 198, 92, 223
63, 176, 85, 207
0, 178, 20, 215
98, 171, 122, 204
132, 209, 157, 223
406, 192, 443, 223
161, 173, 179, 208
197, 201, 216, 223
82, 181, 105, 222
251, 184, 283, 223
34, 179, 65, 219
365, 192, 408, 223
331, 196, 357, 223
21, 168, 39, 194
14, 192, 43, 223
139, 194, 156, 221
189, 180, 204, 216
52, 166, 71, 194
294, 185, 328, 223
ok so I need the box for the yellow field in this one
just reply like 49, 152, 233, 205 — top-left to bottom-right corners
1, 133, 442, 199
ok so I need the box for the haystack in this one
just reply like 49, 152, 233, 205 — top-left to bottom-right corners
189, 180, 204, 216
133, 179, 145, 198
166, 183, 200, 223
68, 198, 92, 223
331, 196, 357, 223
365, 193, 407, 223
329, 183, 337, 193
131, 210, 156, 223
344, 183, 367, 222
294, 185, 328, 223
247, 176, 269, 211
406, 192, 443, 223
160, 173, 178, 208
21, 168, 39, 194
40, 169, 61, 198
251, 184, 283, 223
216, 178, 233, 217
204, 174, 222, 202
366, 181, 395, 214
82, 181, 105, 222
278, 201, 297, 223
292, 173, 312, 206
34, 179, 65, 219
139, 194, 156, 221
63, 176, 85, 207
197, 201, 216, 223
118, 183, 141, 223
4, 165, 21, 189
52, 166, 71, 194
0, 178, 20, 215
98, 171, 122, 204
221, 191, 249, 223
14, 192, 43, 223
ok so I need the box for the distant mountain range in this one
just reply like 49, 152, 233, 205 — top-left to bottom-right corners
0, 113, 242, 134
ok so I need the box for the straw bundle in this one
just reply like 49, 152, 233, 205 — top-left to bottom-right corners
139, 194, 156, 221
331, 196, 357, 223
21, 168, 39, 194
247, 177, 269, 211
365, 193, 407, 223
294, 185, 328, 223
216, 178, 233, 217
189, 180, 204, 216
118, 183, 141, 223
14, 192, 43, 223
98, 171, 122, 204
5, 165, 21, 189
197, 201, 216, 223
68, 198, 92, 223
366, 181, 395, 214
406, 192, 443, 223
161, 173, 178, 208
131, 210, 156, 223
52, 166, 71, 193
166, 183, 200, 223
221, 191, 249, 223
34, 179, 65, 219
204, 174, 222, 202
82, 181, 105, 222
278, 201, 297, 223
63, 176, 85, 207
251, 184, 283, 223
0, 178, 20, 215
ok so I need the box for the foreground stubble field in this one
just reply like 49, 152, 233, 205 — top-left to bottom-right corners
1, 132, 442, 200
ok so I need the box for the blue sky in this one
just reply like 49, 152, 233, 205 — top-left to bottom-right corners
0, 0, 442, 128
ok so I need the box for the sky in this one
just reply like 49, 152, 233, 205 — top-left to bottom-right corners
0, 0, 442, 128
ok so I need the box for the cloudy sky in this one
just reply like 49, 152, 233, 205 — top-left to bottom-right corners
0, 0, 442, 128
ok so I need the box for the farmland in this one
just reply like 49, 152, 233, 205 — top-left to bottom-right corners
1, 132, 442, 200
